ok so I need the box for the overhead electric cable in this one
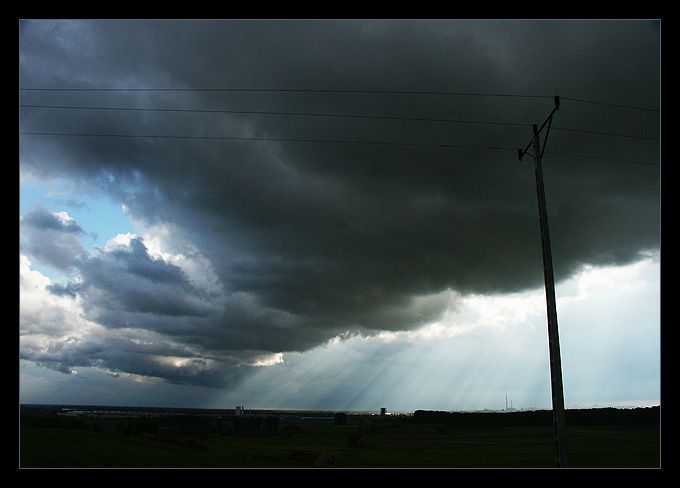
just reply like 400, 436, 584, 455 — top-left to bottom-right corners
18, 103, 659, 142
19, 87, 659, 112
19, 130, 659, 166
17, 130, 515, 150
560, 96, 659, 113
19, 87, 554, 100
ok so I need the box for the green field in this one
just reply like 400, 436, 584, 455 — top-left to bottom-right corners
19, 412, 660, 468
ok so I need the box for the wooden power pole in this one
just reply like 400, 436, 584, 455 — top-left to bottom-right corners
518, 96, 568, 468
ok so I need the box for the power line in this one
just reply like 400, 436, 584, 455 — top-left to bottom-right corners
17, 102, 532, 128
20, 87, 659, 112
19, 130, 659, 166
560, 96, 659, 113
17, 130, 515, 150
18, 103, 659, 142
19, 87, 552, 99
18, 89, 660, 166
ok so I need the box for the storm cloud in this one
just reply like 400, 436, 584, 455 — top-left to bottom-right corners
19, 20, 660, 392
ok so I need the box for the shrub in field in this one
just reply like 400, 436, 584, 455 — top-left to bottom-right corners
314, 451, 340, 467
348, 430, 368, 447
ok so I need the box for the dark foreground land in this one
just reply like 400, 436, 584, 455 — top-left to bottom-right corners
19, 404, 660, 468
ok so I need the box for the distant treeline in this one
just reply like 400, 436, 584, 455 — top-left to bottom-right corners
413, 406, 659, 427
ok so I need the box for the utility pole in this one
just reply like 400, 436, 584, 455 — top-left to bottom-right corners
518, 95, 568, 468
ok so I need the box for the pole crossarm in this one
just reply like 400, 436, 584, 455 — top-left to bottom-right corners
518, 95, 560, 161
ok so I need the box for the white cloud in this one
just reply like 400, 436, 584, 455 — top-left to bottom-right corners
103, 232, 138, 251
19, 254, 104, 374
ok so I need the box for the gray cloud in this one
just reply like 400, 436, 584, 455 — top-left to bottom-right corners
19, 19, 660, 387
75, 237, 216, 320
20, 206, 86, 271
21, 206, 84, 233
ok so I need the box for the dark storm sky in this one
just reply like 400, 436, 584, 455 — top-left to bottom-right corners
19, 19, 660, 393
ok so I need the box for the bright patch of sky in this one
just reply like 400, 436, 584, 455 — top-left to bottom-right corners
19, 176, 136, 281
209, 254, 660, 412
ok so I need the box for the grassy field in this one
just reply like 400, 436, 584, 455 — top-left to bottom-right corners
19, 414, 660, 468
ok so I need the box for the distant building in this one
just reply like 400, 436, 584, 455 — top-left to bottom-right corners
505, 395, 516, 412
